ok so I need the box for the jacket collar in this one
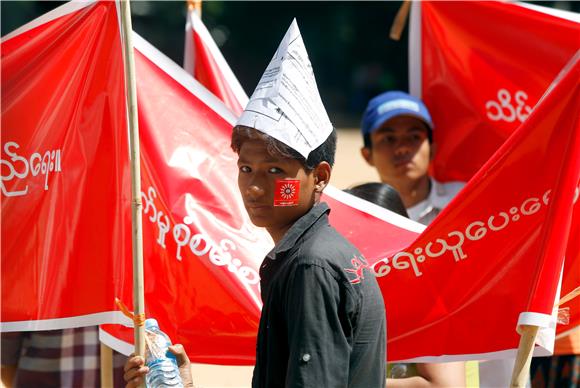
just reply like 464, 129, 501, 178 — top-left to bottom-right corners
268, 202, 330, 259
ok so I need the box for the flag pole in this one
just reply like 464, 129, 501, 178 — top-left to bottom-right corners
120, 0, 147, 368
100, 343, 114, 387
510, 324, 539, 387
188, 0, 202, 18
509, 286, 580, 386
390, 0, 410, 41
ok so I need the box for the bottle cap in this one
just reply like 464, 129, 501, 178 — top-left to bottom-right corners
145, 318, 159, 330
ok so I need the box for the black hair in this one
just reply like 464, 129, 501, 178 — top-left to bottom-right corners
344, 182, 408, 218
231, 125, 337, 171
363, 132, 372, 149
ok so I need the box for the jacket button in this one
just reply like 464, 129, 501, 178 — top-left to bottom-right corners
302, 353, 311, 362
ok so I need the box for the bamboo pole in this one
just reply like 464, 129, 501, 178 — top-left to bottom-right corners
119, 0, 146, 372
188, 0, 202, 18
390, 0, 411, 41
511, 284, 580, 387
557, 286, 580, 306
510, 325, 539, 387
100, 343, 113, 388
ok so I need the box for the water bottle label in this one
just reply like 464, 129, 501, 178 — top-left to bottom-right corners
144, 326, 183, 388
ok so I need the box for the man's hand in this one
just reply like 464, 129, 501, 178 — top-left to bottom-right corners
123, 354, 148, 388
168, 344, 195, 388
123, 345, 195, 388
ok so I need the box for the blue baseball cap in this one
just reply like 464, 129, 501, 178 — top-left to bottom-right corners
361, 91, 433, 136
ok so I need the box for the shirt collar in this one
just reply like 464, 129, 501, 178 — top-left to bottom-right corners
267, 202, 330, 259
407, 177, 437, 221
407, 178, 459, 221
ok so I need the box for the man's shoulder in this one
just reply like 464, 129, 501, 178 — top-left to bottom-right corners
431, 179, 466, 208
292, 225, 372, 286
299, 223, 358, 262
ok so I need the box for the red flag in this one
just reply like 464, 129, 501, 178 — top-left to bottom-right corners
410, 1, 580, 339
377, 52, 579, 361
4, 1, 577, 366
100, 33, 272, 363
183, 8, 248, 116
102, 40, 579, 363
1, 3, 416, 363
410, 1, 579, 183
99, 32, 422, 363
1, 1, 133, 329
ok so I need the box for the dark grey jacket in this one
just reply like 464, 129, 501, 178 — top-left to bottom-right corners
252, 202, 386, 388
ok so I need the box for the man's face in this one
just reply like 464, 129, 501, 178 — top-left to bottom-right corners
237, 139, 316, 235
362, 116, 431, 186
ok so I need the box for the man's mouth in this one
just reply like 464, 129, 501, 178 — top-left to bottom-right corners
246, 203, 270, 209
393, 156, 413, 166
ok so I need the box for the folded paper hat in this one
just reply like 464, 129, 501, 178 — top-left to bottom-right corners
235, 19, 333, 159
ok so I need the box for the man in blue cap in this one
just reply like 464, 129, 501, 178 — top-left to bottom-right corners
360, 91, 464, 226
360, 91, 469, 386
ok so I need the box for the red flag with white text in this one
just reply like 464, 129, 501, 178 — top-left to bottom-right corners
379, 51, 579, 361
3, 0, 578, 365
1, 3, 418, 363
98, 32, 422, 363
0, 0, 272, 362
410, 1, 579, 183
100, 34, 272, 363
410, 0, 580, 341
102, 39, 579, 363
1, 0, 132, 329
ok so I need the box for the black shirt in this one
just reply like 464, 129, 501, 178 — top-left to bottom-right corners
252, 202, 386, 388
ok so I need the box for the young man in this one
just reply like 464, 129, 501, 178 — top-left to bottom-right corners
233, 125, 386, 388
360, 91, 468, 387
360, 91, 464, 226
360, 91, 524, 387
124, 20, 386, 388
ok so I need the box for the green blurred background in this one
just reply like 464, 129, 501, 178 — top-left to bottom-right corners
2, 1, 577, 127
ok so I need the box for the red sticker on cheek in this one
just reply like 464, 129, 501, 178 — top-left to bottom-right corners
274, 179, 300, 207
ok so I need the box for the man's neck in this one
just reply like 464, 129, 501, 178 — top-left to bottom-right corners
268, 228, 290, 245
389, 176, 431, 209
267, 201, 319, 244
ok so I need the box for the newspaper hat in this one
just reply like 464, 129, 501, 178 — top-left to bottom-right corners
236, 19, 333, 158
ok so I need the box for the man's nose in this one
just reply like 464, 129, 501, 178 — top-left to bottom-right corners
394, 141, 412, 155
246, 183, 265, 200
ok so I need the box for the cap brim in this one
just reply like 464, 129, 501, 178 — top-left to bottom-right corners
368, 110, 433, 134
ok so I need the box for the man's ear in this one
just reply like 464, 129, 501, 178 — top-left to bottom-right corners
360, 147, 374, 166
313, 162, 331, 193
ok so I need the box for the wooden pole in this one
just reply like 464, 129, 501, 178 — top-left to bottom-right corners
119, 0, 146, 372
100, 343, 114, 388
510, 325, 539, 387
188, 0, 202, 18
389, 0, 411, 41
510, 285, 580, 388
557, 286, 580, 306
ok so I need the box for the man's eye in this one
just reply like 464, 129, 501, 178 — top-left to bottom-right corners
268, 167, 283, 174
411, 133, 426, 143
240, 166, 251, 173
383, 136, 396, 145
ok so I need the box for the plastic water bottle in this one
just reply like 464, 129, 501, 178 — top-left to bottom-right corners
144, 318, 184, 388
390, 363, 408, 378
